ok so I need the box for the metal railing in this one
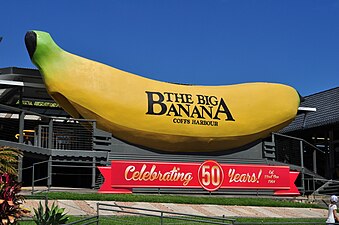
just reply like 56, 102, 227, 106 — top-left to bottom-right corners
19, 198, 331, 225
62, 216, 99, 225
234, 222, 333, 225
97, 202, 236, 225
270, 132, 327, 195
272, 132, 325, 173
22, 160, 51, 194
0, 103, 95, 151
307, 178, 339, 196
0, 103, 108, 191
19, 195, 99, 225
22, 159, 106, 194
1, 103, 335, 196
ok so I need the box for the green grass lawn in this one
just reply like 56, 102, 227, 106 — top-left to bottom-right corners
21, 193, 326, 224
235, 217, 325, 223
18, 215, 326, 225
27, 192, 322, 208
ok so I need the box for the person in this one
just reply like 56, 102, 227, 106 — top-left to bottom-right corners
326, 195, 339, 224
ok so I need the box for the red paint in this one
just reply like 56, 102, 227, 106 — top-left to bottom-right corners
97, 166, 132, 194
274, 171, 300, 196
198, 160, 224, 191
98, 160, 299, 196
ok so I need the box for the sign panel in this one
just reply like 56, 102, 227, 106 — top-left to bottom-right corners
98, 160, 300, 196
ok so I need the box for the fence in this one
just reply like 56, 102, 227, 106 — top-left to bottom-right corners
63, 216, 99, 225
307, 178, 339, 196
0, 103, 95, 151
271, 132, 327, 195
1, 103, 336, 196
18, 197, 334, 225
273, 132, 326, 174
22, 159, 106, 194
96, 202, 236, 225
234, 222, 332, 225
22, 160, 51, 194
64, 202, 331, 225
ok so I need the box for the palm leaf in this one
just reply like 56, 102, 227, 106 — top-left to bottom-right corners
0, 147, 22, 176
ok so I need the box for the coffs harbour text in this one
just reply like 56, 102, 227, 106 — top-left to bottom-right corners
145, 91, 235, 127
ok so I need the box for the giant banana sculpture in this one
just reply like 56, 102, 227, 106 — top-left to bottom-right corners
25, 30, 300, 152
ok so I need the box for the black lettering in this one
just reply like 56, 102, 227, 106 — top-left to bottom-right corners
196, 95, 205, 104
186, 94, 194, 104
178, 104, 190, 117
174, 93, 184, 103
164, 92, 174, 102
146, 91, 167, 115
200, 105, 213, 119
209, 96, 218, 106
204, 96, 210, 105
173, 118, 190, 124
213, 98, 235, 121
190, 105, 203, 118
166, 104, 180, 116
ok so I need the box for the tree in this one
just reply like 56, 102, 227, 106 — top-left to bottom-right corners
0, 147, 22, 176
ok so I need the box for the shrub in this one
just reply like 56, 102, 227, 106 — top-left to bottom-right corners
33, 201, 69, 225
0, 173, 29, 225
0, 146, 22, 176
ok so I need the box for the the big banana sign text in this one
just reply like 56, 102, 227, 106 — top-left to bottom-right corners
25, 30, 300, 153
146, 91, 235, 127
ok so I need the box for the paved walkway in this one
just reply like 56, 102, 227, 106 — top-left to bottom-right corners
23, 200, 328, 219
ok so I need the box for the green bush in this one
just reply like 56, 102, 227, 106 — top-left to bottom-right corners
0, 147, 22, 176
33, 202, 69, 225
0, 173, 29, 225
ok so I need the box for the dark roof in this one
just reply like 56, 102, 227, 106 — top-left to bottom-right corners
281, 87, 339, 133
0, 67, 68, 116
0, 67, 40, 76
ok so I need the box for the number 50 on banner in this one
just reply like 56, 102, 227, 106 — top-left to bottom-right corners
198, 160, 224, 191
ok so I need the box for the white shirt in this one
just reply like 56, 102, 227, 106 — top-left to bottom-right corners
326, 204, 337, 223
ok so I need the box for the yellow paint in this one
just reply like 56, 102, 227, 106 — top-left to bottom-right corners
27, 31, 300, 152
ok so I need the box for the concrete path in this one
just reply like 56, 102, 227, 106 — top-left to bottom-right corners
23, 200, 328, 219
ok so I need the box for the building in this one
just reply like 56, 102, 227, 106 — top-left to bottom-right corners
281, 87, 339, 179
0, 67, 338, 195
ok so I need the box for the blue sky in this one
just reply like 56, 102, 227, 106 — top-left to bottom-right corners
1, 0, 338, 96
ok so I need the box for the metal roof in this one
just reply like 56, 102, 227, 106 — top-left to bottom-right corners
0, 67, 68, 116
281, 87, 339, 133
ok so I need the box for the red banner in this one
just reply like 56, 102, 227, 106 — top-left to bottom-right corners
98, 160, 299, 196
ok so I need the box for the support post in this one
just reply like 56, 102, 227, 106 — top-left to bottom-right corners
92, 121, 96, 189
47, 156, 52, 190
19, 111, 25, 143
96, 203, 99, 225
18, 111, 25, 182
300, 140, 305, 195
48, 119, 53, 149
313, 148, 317, 174
18, 156, 23, 183
92, 157, 96, 189
18, 87, 24, 143
32, 165, 35, 195
329, 129, 335, 179
37, 125, 42, 147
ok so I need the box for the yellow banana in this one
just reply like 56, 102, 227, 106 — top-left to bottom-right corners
25, 30, 300, 153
